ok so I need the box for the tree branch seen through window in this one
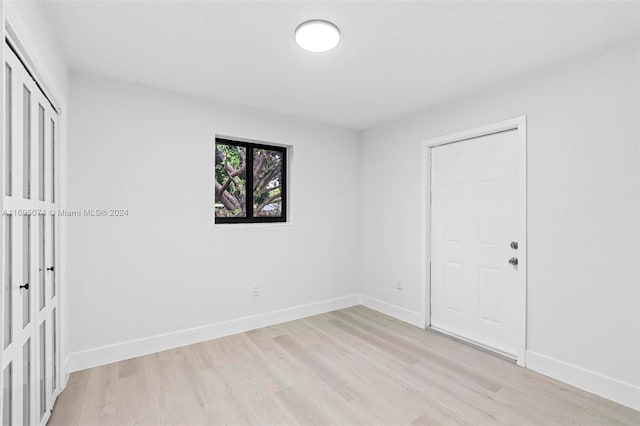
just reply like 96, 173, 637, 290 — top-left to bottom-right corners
215, 138, 287, 223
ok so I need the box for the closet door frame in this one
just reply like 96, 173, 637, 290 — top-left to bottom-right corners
1, 20, 63, 426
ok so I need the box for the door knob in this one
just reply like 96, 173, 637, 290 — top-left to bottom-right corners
508, 257, 518, 266
510, 241, 519, 250
46, 266, 54, 272
19, 283, 29, 290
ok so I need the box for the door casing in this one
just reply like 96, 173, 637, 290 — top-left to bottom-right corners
421, 116, 527, 366
0, 18, 62, 425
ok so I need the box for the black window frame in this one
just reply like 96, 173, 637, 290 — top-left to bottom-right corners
215, 137, 287, 224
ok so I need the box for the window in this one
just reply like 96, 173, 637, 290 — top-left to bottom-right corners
215, 138, 287, 224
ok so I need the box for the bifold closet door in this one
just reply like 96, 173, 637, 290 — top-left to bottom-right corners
1, 44, 59, 426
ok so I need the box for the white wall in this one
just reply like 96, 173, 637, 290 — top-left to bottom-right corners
359, 39, 640, 408
66, 73, 361, 368
4, 1, 68, 101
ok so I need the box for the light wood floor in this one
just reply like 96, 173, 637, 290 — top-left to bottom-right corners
48, 306, 639, 425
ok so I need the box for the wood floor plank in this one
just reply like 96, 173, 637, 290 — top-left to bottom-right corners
335, 309, 505, 393
275, 386, 332, 426
48, 369, 91, 426
48, 307, 640, 425
273, 334, 360, 402
328, 318, 421, 365
77, 362, 117, 426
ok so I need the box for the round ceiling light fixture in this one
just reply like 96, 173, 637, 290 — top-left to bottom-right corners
295, 20, 340, 53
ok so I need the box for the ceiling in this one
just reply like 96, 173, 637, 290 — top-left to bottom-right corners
44, 1, 639, 130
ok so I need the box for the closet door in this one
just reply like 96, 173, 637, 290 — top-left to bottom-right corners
2, 44, 59, 426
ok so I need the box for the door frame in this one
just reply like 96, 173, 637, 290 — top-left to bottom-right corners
0, 17, 63, 426
420, 116, 527, 366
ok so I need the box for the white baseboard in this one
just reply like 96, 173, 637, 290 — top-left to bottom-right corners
359, 294, 424, 328
67, 294, 360, 372
526, 350, 640, 411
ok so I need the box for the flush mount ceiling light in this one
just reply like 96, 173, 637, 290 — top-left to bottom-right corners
295, 20, 340, 53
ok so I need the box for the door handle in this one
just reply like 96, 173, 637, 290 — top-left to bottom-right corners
46, 266, 54, 272
510, 241, 519, 250
19, 283, 29, 290
508, 257, 518, 266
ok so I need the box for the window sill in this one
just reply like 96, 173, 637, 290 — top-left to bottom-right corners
212, 221, 293, 230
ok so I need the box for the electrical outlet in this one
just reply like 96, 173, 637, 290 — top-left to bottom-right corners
396, 280, 403, 291
251, 285, 261, 298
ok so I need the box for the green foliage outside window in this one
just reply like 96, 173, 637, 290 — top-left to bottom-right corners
215, 141, 285, 221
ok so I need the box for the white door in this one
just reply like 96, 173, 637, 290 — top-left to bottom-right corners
1, 43, 60, 426
430, 128, 522, 359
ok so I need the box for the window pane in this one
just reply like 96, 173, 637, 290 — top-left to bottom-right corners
215, 143, 247, 218
253, 148, 284, 217
23, 215, 31, 328
2, 363, 11, 425
38, 214, 45, 311
51, 216, 56, 299
23, 338, 30, 426
51, 309, 57, 393
5, 64, 12, 196
38, 105, 45, 201
23, 86, 31, 199
51, 119, 55, 202
3, 215, 12, 349
39, 321, 46, 419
